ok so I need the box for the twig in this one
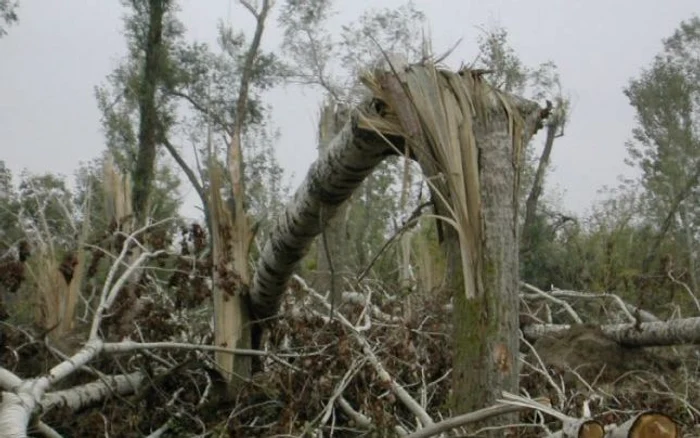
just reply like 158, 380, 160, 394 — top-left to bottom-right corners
521, 283, 582, 323
667, 271, 700, 314
405, 397, 549, 438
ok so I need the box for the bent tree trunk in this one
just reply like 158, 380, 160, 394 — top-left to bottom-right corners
250, 115, 397, 317
312, 102, 353, 301
249, 64, 543, 429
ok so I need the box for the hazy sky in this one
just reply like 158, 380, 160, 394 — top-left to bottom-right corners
1, 1, 698, 220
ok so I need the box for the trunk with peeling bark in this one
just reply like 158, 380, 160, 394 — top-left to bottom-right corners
209, 166, 252, 390
210, 0, 269, 391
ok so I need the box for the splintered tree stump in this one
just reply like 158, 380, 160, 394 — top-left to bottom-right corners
606, 412, 678, 438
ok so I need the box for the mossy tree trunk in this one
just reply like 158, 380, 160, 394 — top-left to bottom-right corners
449, 108, 522, 429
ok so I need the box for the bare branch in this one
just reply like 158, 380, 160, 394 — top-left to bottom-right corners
523, 316, 700, 346
293, 274, 435, 428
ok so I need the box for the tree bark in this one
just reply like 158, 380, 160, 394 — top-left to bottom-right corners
522, 316, 700, 346
312, 103, 352, 301
250, 113, 396, 318
448, 103, 523, 429
132, 0, 167, 222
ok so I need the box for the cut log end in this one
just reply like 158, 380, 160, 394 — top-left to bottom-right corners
607, 412, 679, 438
578, 420, 604, 438
629, 412, 678, 438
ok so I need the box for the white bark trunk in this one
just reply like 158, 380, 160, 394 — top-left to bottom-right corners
41, 372, 144, 412
0, 392, 34, 438
250, 113, 393, 318
523, 316, 700, 346
0, 339, 103, 437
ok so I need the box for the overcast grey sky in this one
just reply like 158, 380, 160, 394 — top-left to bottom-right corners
1, 1, 698, 220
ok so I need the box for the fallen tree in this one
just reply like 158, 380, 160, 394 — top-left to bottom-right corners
522, 316, 700, 347
249, 61, 546, 427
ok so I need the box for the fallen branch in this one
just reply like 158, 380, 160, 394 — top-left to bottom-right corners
522, 317, 700, 347
521, 285, 659, 323
521, 283, 583, 323
404, 402, 535, 438
41, 372, 145, 413
293, 274, 435, 428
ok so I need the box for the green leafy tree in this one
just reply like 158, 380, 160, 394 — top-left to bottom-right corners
0, 161, 21, 252
625, 16, 700, 292
95, 0, 183, 225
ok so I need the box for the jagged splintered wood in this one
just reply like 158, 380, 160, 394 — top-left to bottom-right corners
249, 63, 542, 321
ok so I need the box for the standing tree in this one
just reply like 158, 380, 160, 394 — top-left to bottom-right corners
625, 16, 700, 291
130, 0, 171, 223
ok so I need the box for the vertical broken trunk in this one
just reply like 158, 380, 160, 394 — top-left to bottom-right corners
365, 68, 540, 430
209, 165, 252, 390
448, 105, 522, 425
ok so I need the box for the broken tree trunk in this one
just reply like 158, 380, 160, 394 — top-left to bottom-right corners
522, 316, 700, 347
312, 102, 353, 303
248, 64, 544, 433
209, 165, 252, 390
249, 111, 397, 319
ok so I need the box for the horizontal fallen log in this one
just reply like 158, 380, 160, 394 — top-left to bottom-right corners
522, 317, 700, 347
41, 372, 145, 412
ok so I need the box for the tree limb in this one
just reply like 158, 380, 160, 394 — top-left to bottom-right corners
522, 316, 700, 347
